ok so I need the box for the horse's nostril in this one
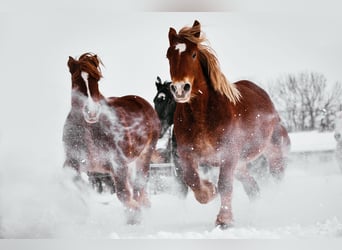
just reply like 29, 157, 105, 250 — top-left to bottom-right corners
184, 83, 191, 92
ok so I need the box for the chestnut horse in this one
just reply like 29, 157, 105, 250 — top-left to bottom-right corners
63, 53, 160, 224
167, 21, 290, 228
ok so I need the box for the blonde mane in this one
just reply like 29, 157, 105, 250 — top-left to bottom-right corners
178, 25, 241, 104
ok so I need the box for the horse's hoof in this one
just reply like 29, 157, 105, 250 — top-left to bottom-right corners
215, 221, 233, 230
215, 214, 234, 230
125, 208, 142, 225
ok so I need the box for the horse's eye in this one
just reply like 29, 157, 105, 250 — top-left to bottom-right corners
192, 52, 197, 59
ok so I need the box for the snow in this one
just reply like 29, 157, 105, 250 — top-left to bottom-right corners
289, 131, 336, 152
1, 131, 342, 240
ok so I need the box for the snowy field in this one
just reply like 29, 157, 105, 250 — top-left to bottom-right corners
0, 131, 342, 240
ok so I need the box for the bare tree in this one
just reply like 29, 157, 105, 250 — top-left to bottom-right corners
268, 72, 342, 132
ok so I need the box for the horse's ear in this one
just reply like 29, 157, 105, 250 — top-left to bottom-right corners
67, 56, 77, 74
168, 27, 178, 46
94, 54, 101, 67
192, 20, 201, 38
155, 76, 162, 90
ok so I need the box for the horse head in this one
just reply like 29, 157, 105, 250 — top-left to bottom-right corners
166, 20, 202, 103
167, 20, 240, 104
67, 53, 104, 123
153, 76, 176, 138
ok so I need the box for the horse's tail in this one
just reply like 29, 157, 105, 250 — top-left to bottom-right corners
280, 124, 291, 155
270, 122, 291, 154
266, 123, 291, 180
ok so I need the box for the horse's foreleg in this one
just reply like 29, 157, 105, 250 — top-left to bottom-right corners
63, 157, 80, 172
216, 165, 235, 229
181, 156, 217, 204
63, 157, 84, 185
134, 155, 151, 208
111, 166, 138, 210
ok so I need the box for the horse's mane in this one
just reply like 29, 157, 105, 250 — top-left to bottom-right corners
178, 25, 241, 104
78, 52, 103, 80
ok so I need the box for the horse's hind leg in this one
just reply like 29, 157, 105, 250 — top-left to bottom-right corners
265, 125, 290, 180
88, 173, 104, 193
235, 162, 260, 200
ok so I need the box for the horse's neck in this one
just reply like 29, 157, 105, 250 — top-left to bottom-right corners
187, 82, 231, 130
71, 89, 105, 107
190, 79, 211, 114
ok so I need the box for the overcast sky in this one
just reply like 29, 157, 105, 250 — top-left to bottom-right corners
0, 0, 341, 153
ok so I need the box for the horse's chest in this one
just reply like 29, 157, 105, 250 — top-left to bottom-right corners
176, 125, 221, 156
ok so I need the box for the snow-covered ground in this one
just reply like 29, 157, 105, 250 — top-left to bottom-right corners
0, 131, 341, 239
289, 131, 336, 152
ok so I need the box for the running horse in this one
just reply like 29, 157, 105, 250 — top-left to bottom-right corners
166, 21, 290, 228
63, 53, 160, 224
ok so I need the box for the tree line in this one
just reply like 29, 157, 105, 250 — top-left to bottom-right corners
267, 71, 342, 132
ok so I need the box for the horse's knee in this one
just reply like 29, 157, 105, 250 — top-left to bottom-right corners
63, 158, 80, 172
192, 180, 217, 204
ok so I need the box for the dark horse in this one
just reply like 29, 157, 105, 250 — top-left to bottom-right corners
154, 76, 176, 139
63, 53, 160, 224
167, 21, 290, 228
153, 76, 188, 196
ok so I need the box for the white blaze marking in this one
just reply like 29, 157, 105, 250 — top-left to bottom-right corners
81, 71, 96, 107
157, 92, 166, 100
175, 43, 186, 54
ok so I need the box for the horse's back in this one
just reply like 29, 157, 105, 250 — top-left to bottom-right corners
108, 95, 160, 138
232, 80, 280, 127
234, 80, 276, 112
108, 95, 153, 113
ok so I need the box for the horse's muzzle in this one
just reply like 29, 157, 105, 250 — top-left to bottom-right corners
170, 82, 191, 103
83, 103, 101, 124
